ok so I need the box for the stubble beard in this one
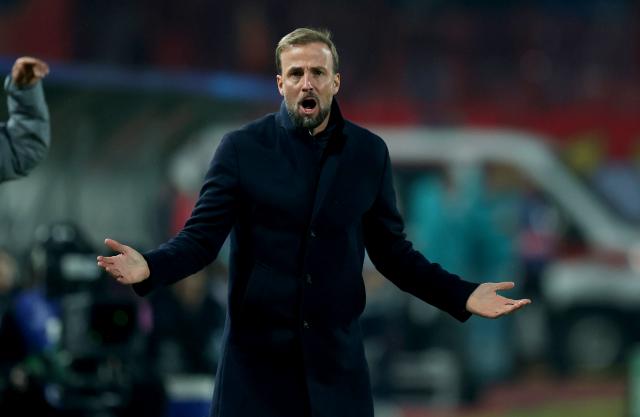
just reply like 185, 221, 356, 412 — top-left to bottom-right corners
286, 99, 331, 131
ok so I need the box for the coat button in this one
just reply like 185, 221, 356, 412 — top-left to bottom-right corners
305, 274, 312, 284
303, 321, 310, 329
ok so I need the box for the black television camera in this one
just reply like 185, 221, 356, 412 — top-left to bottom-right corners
26, 221, 151, 416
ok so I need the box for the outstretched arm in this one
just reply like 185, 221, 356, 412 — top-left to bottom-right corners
97, 238, 150, 285
362, 143, 532, 321
466, 281, 531, 318
0, 56, 50, 182
363, 145, 479, 322
97, 134, 240, 296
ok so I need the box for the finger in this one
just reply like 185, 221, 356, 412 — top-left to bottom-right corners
16, 56, 36, 65
97, 259, 114, 269
502, 298, 532, 306
493, 281, 515, 292
104, 238, 127, 254
15, 56, 43, 67
516, 299, 532, 307
97, 255, 118, 265
502, 299, 531, 314
97, 254, 120, 262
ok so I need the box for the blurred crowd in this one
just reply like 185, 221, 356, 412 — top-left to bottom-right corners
0, 0, 638, 108
1, 1, 638, 157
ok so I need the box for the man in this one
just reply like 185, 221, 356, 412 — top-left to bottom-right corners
0, 57, 50, 183
97, 28, 530, 417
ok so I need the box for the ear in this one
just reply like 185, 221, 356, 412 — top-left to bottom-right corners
276, 74, 284, 97
332, 73, 341, 95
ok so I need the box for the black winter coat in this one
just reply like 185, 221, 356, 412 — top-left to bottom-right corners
134, 100, 478, 417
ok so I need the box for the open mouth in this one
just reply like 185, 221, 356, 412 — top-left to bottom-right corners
300, 97, 318, 114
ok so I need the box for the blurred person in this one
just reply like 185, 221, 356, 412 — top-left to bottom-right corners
407, 165, 519, 399
518, 186, 560, 298
97, 27, 531, 417
408, 167, 486, 283
149, 267, 224, 376
0, 57, 50, 183
464, 165, 522, 394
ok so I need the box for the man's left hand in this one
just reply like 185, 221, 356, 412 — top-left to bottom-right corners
466, 281, 531, 318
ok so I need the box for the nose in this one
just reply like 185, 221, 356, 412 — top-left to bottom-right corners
302, 72, 313, 91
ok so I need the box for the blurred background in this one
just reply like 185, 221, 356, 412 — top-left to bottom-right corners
0, 0, 639, 416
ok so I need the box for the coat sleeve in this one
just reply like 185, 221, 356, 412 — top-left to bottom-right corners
0, 76, 50, 183
362, 145, 478, 322
133, 134, 240, 296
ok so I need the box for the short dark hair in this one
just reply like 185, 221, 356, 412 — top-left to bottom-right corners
275, 27, 339, 75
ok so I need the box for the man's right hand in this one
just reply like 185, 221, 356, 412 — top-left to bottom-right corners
11, 56, 49, 87
97, 238, 150, 285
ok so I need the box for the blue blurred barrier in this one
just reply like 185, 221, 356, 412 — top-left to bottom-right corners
0, 56, 278, 101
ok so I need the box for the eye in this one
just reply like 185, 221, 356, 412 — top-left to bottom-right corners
289, 69, 303, 78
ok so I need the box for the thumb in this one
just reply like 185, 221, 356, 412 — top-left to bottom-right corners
493, 281, 515, 292
104, 238, 127, 254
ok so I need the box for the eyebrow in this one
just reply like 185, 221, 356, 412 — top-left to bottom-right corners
286, 65, 327, 75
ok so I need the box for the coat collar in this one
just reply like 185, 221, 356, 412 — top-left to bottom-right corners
277, 97, 346, 139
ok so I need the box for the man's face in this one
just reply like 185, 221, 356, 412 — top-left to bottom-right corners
277, 42, 340, 135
